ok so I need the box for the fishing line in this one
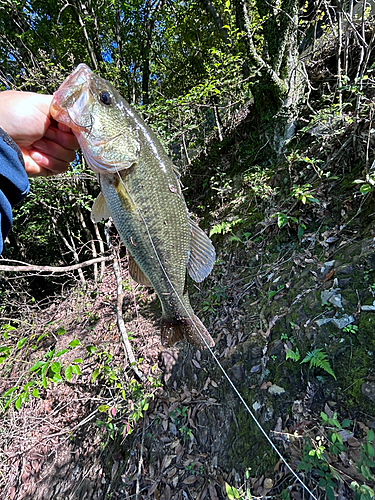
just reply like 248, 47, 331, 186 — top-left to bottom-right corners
114, 171, 318, 500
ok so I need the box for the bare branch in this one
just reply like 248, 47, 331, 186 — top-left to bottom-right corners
104, 222, 146, 382
0, 256, 112, 273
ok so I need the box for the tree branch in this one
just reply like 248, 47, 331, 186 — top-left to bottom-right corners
0, 256, 112, 273
104, 222, 145, 382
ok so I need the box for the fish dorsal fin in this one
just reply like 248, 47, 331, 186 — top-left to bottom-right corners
128, 255, 153, 287
187, 218, 216, 283
91, 192, 111, 222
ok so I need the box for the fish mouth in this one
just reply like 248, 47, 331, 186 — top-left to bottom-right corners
50, 63, 94, 133
51, 64, 139, 174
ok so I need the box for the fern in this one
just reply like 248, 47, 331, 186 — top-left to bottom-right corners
301, 349, 336, 380
286, 348, 300, 362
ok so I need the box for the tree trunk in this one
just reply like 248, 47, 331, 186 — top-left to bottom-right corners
236, 0, 303, 156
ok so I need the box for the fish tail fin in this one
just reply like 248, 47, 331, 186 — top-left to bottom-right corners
161, 315, 215, 349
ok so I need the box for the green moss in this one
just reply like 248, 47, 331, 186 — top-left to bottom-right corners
227, 403, 278, 473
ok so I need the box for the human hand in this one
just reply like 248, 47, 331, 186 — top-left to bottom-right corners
0, 90, 79, 177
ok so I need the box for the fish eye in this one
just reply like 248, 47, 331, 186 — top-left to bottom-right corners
99, 91, 112, 105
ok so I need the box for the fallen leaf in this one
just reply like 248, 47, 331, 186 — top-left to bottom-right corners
209, 482, 219, 500
323, 269, 334, 282
164, 484, 171, 500
192, 359, 200, 369
263, 478, 273, 490
183, 475, 198, 484
260, 381, 272, 390
167, 467, 177, 478
147, 482, 159, 497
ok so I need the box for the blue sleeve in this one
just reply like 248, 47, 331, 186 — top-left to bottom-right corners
0, 128, 29, 254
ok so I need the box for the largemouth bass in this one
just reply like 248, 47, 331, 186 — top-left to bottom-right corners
50, 64, 215, 348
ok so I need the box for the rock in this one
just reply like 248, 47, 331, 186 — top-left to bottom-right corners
229, 363, 245, 381
268, 384, 285, 395
269, 340, 283, 357
332, 314, 355, 329
362, 381, 375, 403
316, 316, 332, 327
361, 301, 375, 311
252, 401, 262, 411
337, 265, 354, 275
321, 288, 343, 308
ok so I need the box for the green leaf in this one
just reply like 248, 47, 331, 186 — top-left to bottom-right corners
277, 212, 288, 228
65, 365, 73, 382
73, 358, 82, 364
69, 339, 80, 348
297, 224, 305, 240
360, 183, 372, 195
16, 337, 27, 349
326, 485, 335, 500
92, 368, 100, 382
225, 483, 240, 500
50, 362, 61, 374
56, 349, 69, 357
71, 364, 81, 376
57, 327, 66, 335
29, 360, 45, 372
98, 405, 110, 413
301, 349, 336, 379
367, 428, 374, 443
15, 395, 22, 411
32, 388, 39, 398
3, 386, 17, 397
286, 348, 300, 362
52, 373, 63, 383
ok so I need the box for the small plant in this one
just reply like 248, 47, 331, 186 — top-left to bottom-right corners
343, 324, 359, 335
267, 285, 284, 300
301, 348, 336, 380
286, 348, 300, 362
298, 413, 375, 500
271, 212, 307, 239
284, 346, 336, 379
1, 338, 82, 411
291, 183, 319, 205
202, 285, 228, 313
225, 483, 241, 500
354, 172, 375, 195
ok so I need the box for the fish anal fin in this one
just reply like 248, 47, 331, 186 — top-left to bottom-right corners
187, 219, 216, 283
128, 255, 153, 287
91, 192, 111, 222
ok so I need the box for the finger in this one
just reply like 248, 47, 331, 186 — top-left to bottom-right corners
57, 122, 74, 134
31, 138, 77, 167
23, 155, 61, 178
27, 149, 71, 176
43, 125, 79, 151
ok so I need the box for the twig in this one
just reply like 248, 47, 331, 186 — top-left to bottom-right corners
0, 255, 112, 273
104, 222, 145, 382
136, 417, 146, 500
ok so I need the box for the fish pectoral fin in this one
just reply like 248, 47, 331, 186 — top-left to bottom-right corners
187, 218, 216, 283
91, 192, 111, 222
128, 255, 153, 287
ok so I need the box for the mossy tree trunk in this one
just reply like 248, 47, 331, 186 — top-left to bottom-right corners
236, 0, 303, 157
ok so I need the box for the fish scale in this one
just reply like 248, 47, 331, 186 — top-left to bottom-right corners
50, 63, 215, 348
99, 166, 190, 317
